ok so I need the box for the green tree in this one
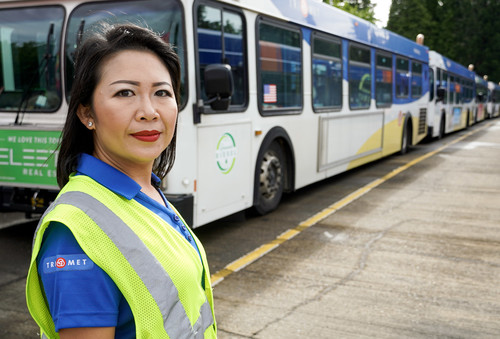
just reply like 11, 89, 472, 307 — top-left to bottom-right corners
386, 0, 433, 45
387, 0, 500, 82
323, 0, 377, 24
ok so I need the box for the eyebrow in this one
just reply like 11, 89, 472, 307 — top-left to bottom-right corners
110, 80, 172, 87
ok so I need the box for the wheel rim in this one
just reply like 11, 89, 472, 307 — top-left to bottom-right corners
259, 150, 282, 201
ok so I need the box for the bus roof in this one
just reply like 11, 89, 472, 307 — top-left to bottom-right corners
429, 50, 474, 80
219, 0, 428, 62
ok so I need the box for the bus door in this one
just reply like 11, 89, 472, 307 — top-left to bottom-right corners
194, 3, 252, 226
196, 121, 252, 226
434, 69, 446, 136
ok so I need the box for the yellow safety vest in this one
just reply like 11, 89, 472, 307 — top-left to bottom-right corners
26, 174, 216, 339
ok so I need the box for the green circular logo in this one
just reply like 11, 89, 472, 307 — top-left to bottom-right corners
216, 133, 237, 174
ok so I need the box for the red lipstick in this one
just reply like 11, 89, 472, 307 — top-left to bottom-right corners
131, 130, 161, 142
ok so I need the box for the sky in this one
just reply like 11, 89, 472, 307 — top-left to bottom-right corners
372, 0, 391, 28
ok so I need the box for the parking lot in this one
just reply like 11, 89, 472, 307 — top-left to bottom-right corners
1, 120, 499, 338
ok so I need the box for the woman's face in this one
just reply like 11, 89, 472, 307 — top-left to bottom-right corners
79, 49, 178, 171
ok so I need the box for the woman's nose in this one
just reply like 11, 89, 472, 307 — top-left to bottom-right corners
137, 98, 158, 120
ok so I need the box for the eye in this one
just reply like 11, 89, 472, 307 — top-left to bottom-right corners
115, 89, 134, 97
155, 89, 173, 97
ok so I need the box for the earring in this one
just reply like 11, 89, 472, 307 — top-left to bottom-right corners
88, 121, 93, 127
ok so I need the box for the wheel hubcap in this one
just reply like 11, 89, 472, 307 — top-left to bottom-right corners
260, 151, 282, 200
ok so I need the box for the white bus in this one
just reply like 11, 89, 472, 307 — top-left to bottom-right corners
0, 0, 429, 227
427, 50, 475, 138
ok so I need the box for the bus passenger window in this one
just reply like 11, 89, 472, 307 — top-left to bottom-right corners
396, 57, 409, 98
411, 61, 423, 99
349, 44, 371, 109
375, 53, 392, 107
442, 72, 448, 103
258, 21, 302, 112
456, 78, 462, 104
312, 36, 341, 111
197, 5, 247, 108
449, 76, 455, 104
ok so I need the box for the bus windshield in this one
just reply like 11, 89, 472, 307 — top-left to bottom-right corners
0, 6, 64, 112
66, 0, 186, 106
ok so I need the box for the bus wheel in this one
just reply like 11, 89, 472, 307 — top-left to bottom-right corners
438, 115, 445, 139
400, 120, 411, 155
254, 141, 285, 215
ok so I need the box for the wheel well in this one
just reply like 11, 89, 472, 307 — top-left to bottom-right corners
253, 127, 295, 205
405, 113, 413, 145
276, 137, 294, 193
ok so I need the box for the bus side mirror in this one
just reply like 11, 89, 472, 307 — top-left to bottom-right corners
436, 87, 445, 102
204, 64, 234, 110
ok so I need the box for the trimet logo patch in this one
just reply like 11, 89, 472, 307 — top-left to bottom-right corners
216, 133, 237, 174
43, 254, 94, 274
56, 257, 66, 268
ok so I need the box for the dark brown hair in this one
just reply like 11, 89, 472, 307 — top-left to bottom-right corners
57, 23, 181, 188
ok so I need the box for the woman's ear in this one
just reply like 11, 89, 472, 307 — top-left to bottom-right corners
77, 104, 94, 130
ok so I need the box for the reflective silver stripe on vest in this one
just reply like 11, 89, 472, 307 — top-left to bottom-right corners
37, 191, 213, 338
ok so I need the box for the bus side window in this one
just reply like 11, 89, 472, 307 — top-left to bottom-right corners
375, 52, 392, 107
312, 34, 342, 111
196, 4, 247, 108
411, 61, 423, 99
257, 19, 302, 113
348, 44, 371, 109
442, 72, 448, 103
449, 75, 455, 104
395, 57, 409, 98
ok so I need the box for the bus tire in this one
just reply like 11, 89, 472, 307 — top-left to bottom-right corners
438, 114, 445, 139
400, 118, 411, 155
253, 141, 285, 215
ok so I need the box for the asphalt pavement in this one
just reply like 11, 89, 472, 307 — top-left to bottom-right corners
213, 120, 500, 338
1, 120, 499, 338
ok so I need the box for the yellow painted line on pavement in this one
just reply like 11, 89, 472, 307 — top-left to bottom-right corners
210, 122, 494, 286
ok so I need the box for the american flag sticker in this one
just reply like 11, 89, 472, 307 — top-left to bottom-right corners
263, 84, 277, 103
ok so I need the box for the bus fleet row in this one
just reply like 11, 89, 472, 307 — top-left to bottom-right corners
0, 0, 498, 227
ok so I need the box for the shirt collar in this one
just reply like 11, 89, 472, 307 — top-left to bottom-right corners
76, 153, 161, 200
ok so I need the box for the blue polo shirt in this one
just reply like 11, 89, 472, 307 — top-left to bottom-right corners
36, 154, 199, 337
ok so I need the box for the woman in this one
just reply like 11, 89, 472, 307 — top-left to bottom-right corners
26, 24, 216, 339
